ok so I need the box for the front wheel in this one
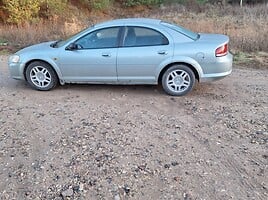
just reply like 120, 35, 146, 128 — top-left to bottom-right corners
25, 61, 58, 91
162, 65, 195, 96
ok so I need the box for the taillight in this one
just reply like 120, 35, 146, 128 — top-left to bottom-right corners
215, 43, 228, 57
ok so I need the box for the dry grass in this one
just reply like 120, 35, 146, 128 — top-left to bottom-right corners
0, 4, 267, 56
0, 19, 85, 49
0, 24, 64, 48
148, 4, 268, 53
234, 51, 268, 69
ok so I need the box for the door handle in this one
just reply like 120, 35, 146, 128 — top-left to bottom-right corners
102, 53, 111, 57
158, 50, 168, 55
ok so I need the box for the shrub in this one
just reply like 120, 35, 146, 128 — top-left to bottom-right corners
3, 0, 40, 25
124, 0, 164, 7
73, 0, 112, 10
39, 0, 68, 19
91, 0, 112, 10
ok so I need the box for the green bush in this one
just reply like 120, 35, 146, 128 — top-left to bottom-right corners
91, 0, 112, 10
196, 0, 208, 4
163, 0, 208, 5
39, 0, 68, 18
124, 0, 164, 7
2, 0, 67, 24
75, 0, 112, 10
3, 0, 40, 24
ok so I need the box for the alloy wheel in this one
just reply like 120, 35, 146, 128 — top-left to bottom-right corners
30, 66, 52, 88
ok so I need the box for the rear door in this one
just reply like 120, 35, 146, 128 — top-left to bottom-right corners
117, 26, 173, 84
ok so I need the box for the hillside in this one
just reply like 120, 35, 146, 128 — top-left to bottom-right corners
0, 0, 268, 67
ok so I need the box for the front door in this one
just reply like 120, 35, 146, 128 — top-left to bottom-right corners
59, 27, 120, 83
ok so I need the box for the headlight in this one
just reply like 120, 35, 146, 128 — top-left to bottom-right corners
9, 55, 20, 63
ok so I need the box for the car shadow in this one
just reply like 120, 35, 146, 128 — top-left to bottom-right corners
57, 82, 218, 97
6, 79, 219, 98
58, 83, 164, 96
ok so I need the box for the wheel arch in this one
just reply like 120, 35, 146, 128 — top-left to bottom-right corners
158, 62, 200, 84
23, 59, 62, 84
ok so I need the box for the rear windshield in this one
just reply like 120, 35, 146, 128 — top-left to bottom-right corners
161, 21, 199, 40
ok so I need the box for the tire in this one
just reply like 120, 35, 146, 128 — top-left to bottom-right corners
25, 61, 58, 91
162, 65, 195, 96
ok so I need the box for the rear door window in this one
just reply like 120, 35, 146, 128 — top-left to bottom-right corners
123, 26, 169, 47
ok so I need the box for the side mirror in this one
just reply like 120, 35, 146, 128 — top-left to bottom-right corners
66, 43, 78, 51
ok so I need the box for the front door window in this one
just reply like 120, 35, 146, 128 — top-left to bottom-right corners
75, 27, 120, 49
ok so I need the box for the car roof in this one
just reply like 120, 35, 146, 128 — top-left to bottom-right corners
94, 18, 162, 28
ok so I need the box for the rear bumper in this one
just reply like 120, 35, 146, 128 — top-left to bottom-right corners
200, 69, 232, 82
199, 53, 233, 82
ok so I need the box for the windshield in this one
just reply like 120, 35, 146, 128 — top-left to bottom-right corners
51, 26, 93, 48
161, 21, 199, 40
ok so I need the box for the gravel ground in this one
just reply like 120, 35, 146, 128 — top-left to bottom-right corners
0, 55, 267, 200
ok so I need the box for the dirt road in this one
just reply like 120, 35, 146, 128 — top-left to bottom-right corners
0, 55, 267, 199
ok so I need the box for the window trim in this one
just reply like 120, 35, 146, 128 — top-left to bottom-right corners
121, 26, 169, 48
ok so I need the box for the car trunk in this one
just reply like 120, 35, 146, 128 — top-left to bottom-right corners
197, 33, 229, 46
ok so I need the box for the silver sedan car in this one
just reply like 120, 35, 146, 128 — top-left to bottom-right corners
8, 18, 232, 96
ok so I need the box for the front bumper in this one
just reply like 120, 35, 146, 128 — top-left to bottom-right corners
8, 62, 25, 80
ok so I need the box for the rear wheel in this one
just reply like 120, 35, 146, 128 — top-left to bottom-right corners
162, 65, 195, 96
25, 61, 58, 91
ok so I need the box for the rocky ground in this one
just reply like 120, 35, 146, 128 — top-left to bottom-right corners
0, 55, 267, 199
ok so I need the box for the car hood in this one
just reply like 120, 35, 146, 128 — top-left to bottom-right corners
16, 41, 55, 54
